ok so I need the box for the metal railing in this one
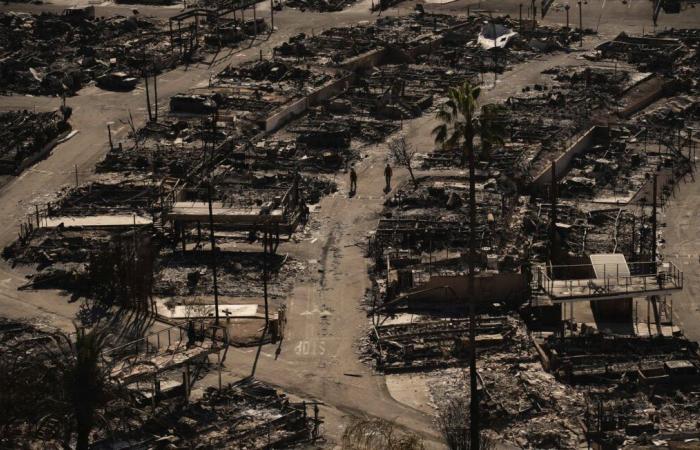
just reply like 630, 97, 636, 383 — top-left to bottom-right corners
104, 321, 229, 370
536, 261, 683, 300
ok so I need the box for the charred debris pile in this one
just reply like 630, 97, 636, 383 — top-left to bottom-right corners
2, 12, 586, 341
357, 26, 700, 450
3, 13, 700, 448
0, 4, 274, 97
0, 109, 72, 176
0, 317, 321, 449
0, 11, 179, 96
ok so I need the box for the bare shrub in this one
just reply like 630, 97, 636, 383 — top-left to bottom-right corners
342, 416, 425, 450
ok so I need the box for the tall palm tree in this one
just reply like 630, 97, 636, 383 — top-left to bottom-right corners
47, 324, 113, 450
64, 325, 111, 450
432, 80, 506, 449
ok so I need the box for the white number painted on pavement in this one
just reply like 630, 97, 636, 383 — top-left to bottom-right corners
295, 340, 326, 356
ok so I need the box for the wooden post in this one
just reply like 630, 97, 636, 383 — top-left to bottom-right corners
152, 375, 157, 409
652, 173, 657, 266
217, 351, 222, 390
178, 21, 183, 55
519, 3, 523, 32
253, 2, 257, 38
153, 69, 158, 122
144, 70, 152, 122
184, 363, 191, 401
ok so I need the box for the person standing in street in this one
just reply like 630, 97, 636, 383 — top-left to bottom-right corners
384, 163, 393, 193
349, 166, 357, 196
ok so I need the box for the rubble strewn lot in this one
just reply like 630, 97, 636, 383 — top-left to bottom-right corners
0, 109, 72, 175
356, 14, 700, 450
0, 317, 321, 449
0, 11, 178, 95
0, 6, 274, 96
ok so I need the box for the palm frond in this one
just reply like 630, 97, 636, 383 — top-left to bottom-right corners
432, 124, 448, 145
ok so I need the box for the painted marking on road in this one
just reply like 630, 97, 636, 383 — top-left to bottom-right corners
294, 339, 326, 356
25, 168, 54, 175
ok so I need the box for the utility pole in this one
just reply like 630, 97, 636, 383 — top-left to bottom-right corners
467, 137, 479, 450
490, 12, 497, 83
651, 173, 657, 266
649, 172, 662, 335
631, 216, 636, 258
208, 182, 220, 325
519, 3, 523, 32
253, 2, 258, 38
550, 160, 557, 263
262, 227, 270, 327
107, 122, 114, 151
144, 69, 153, 122
270, 0, 274, 32
565, 3, 570, 29
578, 1, 583, 47
153, 67, 158, 122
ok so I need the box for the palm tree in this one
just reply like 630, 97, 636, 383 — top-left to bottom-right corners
48, 324, 113, 450
432, 80, 506, 450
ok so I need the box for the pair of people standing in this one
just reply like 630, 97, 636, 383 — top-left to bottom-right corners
348, 163, 392, 196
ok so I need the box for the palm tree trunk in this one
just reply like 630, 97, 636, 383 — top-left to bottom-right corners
76, 421, 90, 450
467, 141, 479, 450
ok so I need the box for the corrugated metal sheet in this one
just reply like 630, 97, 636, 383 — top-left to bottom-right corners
589, 253, 630, 279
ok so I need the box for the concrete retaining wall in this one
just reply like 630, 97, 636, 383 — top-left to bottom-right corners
341, 48, 390, 72
532, 125, 609, 186
619, 76, 669, 119
264, 73, 354, 132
